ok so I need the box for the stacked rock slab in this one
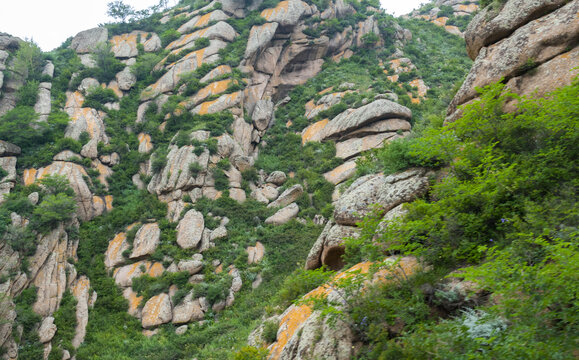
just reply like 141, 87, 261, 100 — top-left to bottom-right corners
447, 0, 579, 121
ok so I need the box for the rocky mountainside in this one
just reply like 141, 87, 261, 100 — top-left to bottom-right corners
0, 0, 577, 359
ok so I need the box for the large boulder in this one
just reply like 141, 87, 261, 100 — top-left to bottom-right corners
265, 203, 299, 225
267, 184, 303, 208
70, 27, 109, 54
130, 223, 161, 259
315, 100, 412, 142
71, 276, 94, 349
172, 292, 204, 324
192, 91, 242, 115
305, 221, 360, 270
252, 99, 274, 131
104, 232, 130, 268
142, 293, 173, 328
334, 169, 429, 226
176, 209, 205, 249
244, 22, 279, 60
0, 141, 20, 156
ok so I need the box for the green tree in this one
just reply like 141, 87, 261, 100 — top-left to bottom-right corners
106, 0, 135, 22
13, 41, 44, 80
32, 193, 77, 232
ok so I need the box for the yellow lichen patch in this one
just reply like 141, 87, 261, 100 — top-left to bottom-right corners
105, 195, 114, 211
127, 222, 140, 231
419, 14, 431, 20
107, 232, 127, 263
72, 277, 90, 297
195, 12, 212, 28
147, 262, 165, 277
286, 120, 293, 128
323, 161, 357, 184
458, 3, 478, 12
432, 17, 449, 26
302, 118, 329, 144
93, 196, 104, 210
387, 74, 399, 82
318, 87, 334, 95
261, 0, 290, 20
409, 92, 421, 104
215, 264, 223, 274
108, 82, 123, 98
409, 78, 429, 98
196, 79, 232, 100
138, 133, 153, 152
202, 65, 232, 82
127, 288, 143, 314
23, 168, 38, 186
304, 99, 316, 112
196, 92, 240, 115
66, 91, 85, 109
444, 25, 462, 35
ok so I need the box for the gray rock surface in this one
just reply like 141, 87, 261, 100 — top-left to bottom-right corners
70, 27, 109, 54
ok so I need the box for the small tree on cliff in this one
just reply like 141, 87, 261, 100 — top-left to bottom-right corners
106, 0, 135, 23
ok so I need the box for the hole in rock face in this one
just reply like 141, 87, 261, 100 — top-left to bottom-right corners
322, 245, 346, 271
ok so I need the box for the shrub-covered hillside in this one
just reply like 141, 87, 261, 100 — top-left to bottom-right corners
1, 0, 576, 359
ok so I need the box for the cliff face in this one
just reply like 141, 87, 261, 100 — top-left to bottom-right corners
1, 0, 576, 358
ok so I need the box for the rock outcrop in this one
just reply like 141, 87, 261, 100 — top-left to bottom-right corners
447, 0, 579, 121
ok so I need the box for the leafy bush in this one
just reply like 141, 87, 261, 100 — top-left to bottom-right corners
262, 320, 279, 344
83, 87, 119, 111
16, 80, 40, 106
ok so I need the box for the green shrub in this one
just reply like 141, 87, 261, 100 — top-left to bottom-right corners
16, 80, 39, 107
83, 87, 119, 111
234, 346, 268, 360
262, 320, 279, 344
189, 162, 203, 177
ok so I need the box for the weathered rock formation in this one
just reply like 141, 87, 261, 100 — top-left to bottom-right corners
447, 0, 579, 121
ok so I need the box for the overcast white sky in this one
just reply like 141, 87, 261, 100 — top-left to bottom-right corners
0, 0, 425, 51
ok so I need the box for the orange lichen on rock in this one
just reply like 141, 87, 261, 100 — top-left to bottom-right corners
23, 168, 38, 186
388, 74, 399, 82
318, 87, 334, 95
432, 17, 449, 26
107, 232, 126, 263
105, 195, 113, 211
458, 3, 478, 12
261, 0, 290, 20
301, 118, 329, 144
268, 257, 420, 359
196, 79, 232, 100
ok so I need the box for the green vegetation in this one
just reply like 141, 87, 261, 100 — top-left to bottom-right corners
340, 80, 579, 358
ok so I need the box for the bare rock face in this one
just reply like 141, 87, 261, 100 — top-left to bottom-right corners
147, 145, 209, 195
267, 184, 303, 208
71, 276, 93, 348
334, 168, 429, 226
260, 0, 312, 26
448, 0, 579, 120
64, 104, 109, 159
130, 223, 161, 259
192, 91, 242, 115
38, 317, 57, 343
315, 100, 412, 142
324, 160, 357, 185
465, 0, 569, 60
104, 232, 129, 268
30, 225, 73, 316
168, 21, 237, 51
252, 99, 274, 131
141, 40, 227, 100
247, 241, 265, 264
142, 293, 173, 328
110, 31, 161, 58
0, 141, 21, 156
70, 27, 109, 53
178, 10, 230, 33
172, 292, 204, 324
335, 132, 403, 160
113, 261, 165, 287
265, 203, 299, 225
245, 22, 279, 60
176, 209, 205, 249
